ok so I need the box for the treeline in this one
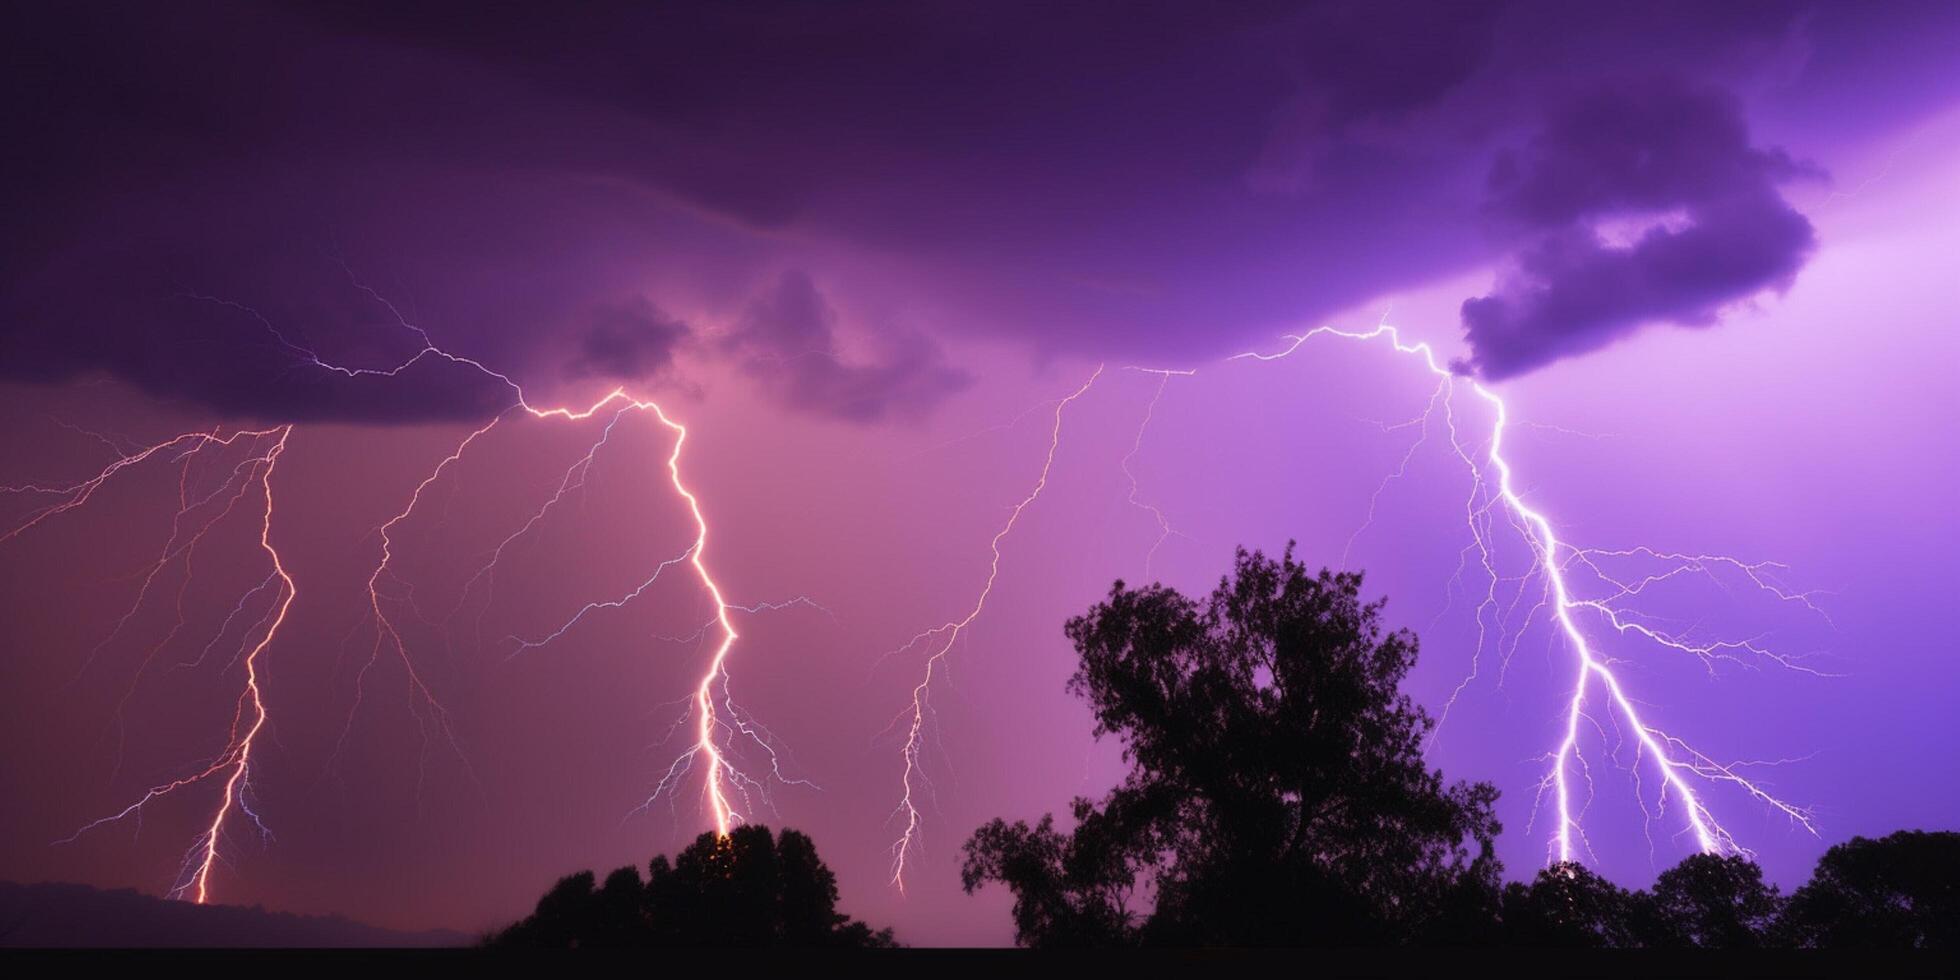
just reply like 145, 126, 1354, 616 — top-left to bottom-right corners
1497, 837, 1957, 949
491, 547, 1955, 949
488, 825, 893, 948
491, 828, 1956, 949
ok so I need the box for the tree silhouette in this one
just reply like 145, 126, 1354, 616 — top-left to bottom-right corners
490, 825, 894, 948
1500, 862, 1640, 948
1632, 853, 1782, 948
962, 546, 1502, 946
1776, 831, 1960, 949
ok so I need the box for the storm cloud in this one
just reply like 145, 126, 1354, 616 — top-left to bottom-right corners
564, 299, 693, 384
1458, 78, 1820, 379
3, 2, 1956, 420
720, 272, 971, 424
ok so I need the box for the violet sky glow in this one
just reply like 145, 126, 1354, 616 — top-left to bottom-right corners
2, 1, 1957, 946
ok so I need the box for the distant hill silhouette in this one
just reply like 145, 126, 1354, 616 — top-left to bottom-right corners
0, 881, 466, 948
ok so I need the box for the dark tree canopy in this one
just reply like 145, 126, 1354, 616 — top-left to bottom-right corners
1500, 862, 1640, 948
962, 546, 1503, 946
1637, 853, 1782, 949
1778, 831, 1960, 949
489, 825, 894, 948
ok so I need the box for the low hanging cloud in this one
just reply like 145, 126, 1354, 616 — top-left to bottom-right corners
564, 298, 693, 383
719, 272, 971, 424
1458, 77, 1820, 380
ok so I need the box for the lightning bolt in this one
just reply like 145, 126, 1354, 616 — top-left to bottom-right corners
1229, 321, 1823, 863
879, 316, 1821, 891
884, 365, 1104, 890
495, 391, 816, 831
43, 425, 295, 904
311, 427, 487, 808
20, 269, 802, 904
235, 269, 803, 837
1119, 367, 1195, 579
19, 263, 1821, 905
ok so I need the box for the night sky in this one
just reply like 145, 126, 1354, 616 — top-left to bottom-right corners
3, 1, 1957, 946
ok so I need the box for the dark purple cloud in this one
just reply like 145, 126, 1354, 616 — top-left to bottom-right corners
1458, 78, 1819, 379
2, 2, 1956, 421
564, 299, 692, 384
720, 272, 971, 423
1291, 2, 1503, 128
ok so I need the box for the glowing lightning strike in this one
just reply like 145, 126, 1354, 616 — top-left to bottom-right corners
199, 269, 805, 838
45, 425, 296, 904
24, 275, 797, 907
885, 365, 1105, 890
495, 391, 810, 832
647, 396, 742, 834
1229, 322, 1821, 863
235, 274, 787, 834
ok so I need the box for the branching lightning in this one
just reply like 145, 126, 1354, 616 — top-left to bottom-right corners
878, 318, 1824, 889
262, 275, 808, 838
1229, 322, 1824, 863
31, 425, 296, 903
14, 267, 1825, 905
14, 273, 806, 904
884, 365, 1104, 890
332, 415, 494, 788
1119, 367, 1196, 578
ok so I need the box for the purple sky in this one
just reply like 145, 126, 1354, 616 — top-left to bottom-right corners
2, 1, 1957, 946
